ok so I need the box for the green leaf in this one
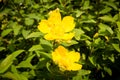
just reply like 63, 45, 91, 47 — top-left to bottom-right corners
0, 50, 24, 73
28, 45, 43, 51
108, 54, 115, 62
113, 14, 119, 21
75, 10, 84, 17
39, 52, 51, 59
17, 54, 35, 68
99, 15, 115, 22
77, 69, 91, 76
116, 21, 120, 31
61, 40, 78, 47
82, 0, 92, 10
74, 29, 84, 40
104, 67, 112, 76
2, 72, 19, 80
98, 23, 113, 34
22, 29, 31, 39
112, 43, 120, 52
26, 32, 43, 39
12, 23, 22, 36
14, 0, 24, 4
117, 31, 120, 41
99, 6, 112, 14
0, 47, 5, 51
103, 1, 118, 10
1, 29, 12, 37
40, 39, 53, 51
88, 56, 96, 66
25, 0, 32, 5
26, 13, 41, 21
80, 19, 96, 23
25, 18, 34, 26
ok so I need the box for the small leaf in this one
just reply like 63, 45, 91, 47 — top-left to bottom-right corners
104, 67, 112, 76
1, 29, 12, 37
0, 47, 5, 51
99, 15, 114, 22
40, 39, 53, 49
17, 54, 35, 68
12, 23, 22, 36
99, 6, 112, 14
14, 0, 24, 3
103, 1, 118, 10
0, 50, 24, 73
26, 13, 40, 21
25, 18, 34, 26
80, 19, 96, 23
75, 10, 84, 17
2, 72, 19, 80
39, 52, 51, 59
28, 45, 43, 51
61, 40, 78, 46
116, 21, 120, 31
82, 0, 90, 10
108, 54, 115, 62
74, 29, 84, 40
26, 32, 43, 39
22, 29, 31, 39
113, 14, 119, 21
98, 23, 113, 34
89, 56, 96, 66
77, 69, 91, 76
112, 43, 120, 52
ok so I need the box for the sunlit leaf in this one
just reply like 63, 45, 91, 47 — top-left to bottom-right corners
26, 32, 43, 39
77, 69, 91, 76
98, 23, 113, 34
12, 23, 22, 36
25, 18, 34, 26
112, 43, 120, 52
99, 6, 112, 14
0, 47, 5, 51
103, 1, 118, 10
104, 67, 112, 76
74, 29, 84, 40
88, 56, 96, 66
17, 54, 35, 68
1, 29, 12, 37
0, 50, 24, 73
2, 72, 19, 80
28, 45, 43, 51
22, 29, 31, 39
116, 21, 120, 31
99, 15, 115, 22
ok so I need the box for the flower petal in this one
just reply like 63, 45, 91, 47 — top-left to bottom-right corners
38, 20, 50, 33
62, 32, 74, 41
62, 16, 75, 32
48, 8, 61, 26
67, 63, 82, 71
68, 51, 80, 62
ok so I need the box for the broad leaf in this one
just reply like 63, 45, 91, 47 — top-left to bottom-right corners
17, 54, 35, 68
0, 50, 24, 73
1, 29, 12, 37
28, 45, 43, 51
112, 43, 120, 52
26, 32, 43, 39
99, 15, 114, 22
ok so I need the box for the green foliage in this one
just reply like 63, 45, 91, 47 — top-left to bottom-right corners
0, 0, 120, 80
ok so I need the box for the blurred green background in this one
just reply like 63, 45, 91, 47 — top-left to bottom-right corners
0, 0, 120, 80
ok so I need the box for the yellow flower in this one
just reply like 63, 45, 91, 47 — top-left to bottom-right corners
52, 46, 82, 71
38, 8, 75, 41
